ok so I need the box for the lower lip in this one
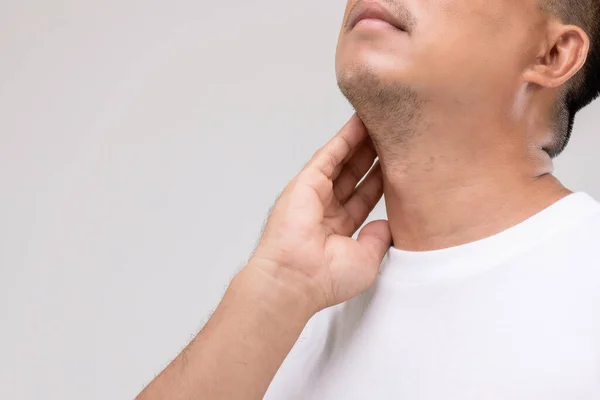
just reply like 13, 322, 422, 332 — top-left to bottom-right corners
354, 18, 399, 31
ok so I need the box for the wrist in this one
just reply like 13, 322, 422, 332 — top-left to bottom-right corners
239, 258, 322, 321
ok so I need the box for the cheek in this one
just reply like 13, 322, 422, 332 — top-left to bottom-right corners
411, 0, 519, 69
409, 11, 523, 99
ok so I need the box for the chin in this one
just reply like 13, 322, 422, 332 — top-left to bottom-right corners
336, 56, 399, 102
337, 47, 406, 86
335, 52, 421, 132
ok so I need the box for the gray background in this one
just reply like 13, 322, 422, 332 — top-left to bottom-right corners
1, 1, 598, 398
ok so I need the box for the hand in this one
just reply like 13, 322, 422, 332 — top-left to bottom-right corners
250, 114, 392, 314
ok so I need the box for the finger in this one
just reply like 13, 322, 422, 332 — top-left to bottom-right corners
330, 126, 371, 181
308, 114, 368, 180
356, 219, 392, 266
343, 161, 384, 232
333, 137, 377, 204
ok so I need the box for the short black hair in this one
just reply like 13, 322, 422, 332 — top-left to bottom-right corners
541, 0, 600, 157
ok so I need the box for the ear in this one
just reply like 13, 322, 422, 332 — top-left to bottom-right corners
523, 23, 590, 88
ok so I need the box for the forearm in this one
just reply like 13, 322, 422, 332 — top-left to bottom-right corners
137, 263, 317, 400
136, 114, 388, 398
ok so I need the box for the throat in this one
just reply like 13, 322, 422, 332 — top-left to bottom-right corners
383, 172, 570, 252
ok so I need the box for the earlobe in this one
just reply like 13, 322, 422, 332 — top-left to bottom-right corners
523, 24, 590, 89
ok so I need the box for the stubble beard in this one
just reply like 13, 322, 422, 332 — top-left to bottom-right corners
337, 63, 424, 161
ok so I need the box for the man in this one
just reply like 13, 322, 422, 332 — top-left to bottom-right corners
138, 0, 600, 398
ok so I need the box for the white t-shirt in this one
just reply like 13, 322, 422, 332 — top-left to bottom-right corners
264, 192, 600, 399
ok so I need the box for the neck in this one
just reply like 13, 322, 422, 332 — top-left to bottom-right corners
364, 112, 571, 251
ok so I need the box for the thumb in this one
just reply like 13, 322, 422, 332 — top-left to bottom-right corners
356, 219, 393, 265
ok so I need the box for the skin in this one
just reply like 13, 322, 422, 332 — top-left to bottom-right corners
336, 0, 589, 250
137, 0, 590, 399
137, 116, 391, 399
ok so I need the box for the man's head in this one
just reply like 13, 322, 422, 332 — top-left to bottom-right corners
336, 0, 600, 157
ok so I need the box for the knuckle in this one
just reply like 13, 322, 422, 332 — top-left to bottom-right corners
326, 152, 338, 169
313, 147, 325, 159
